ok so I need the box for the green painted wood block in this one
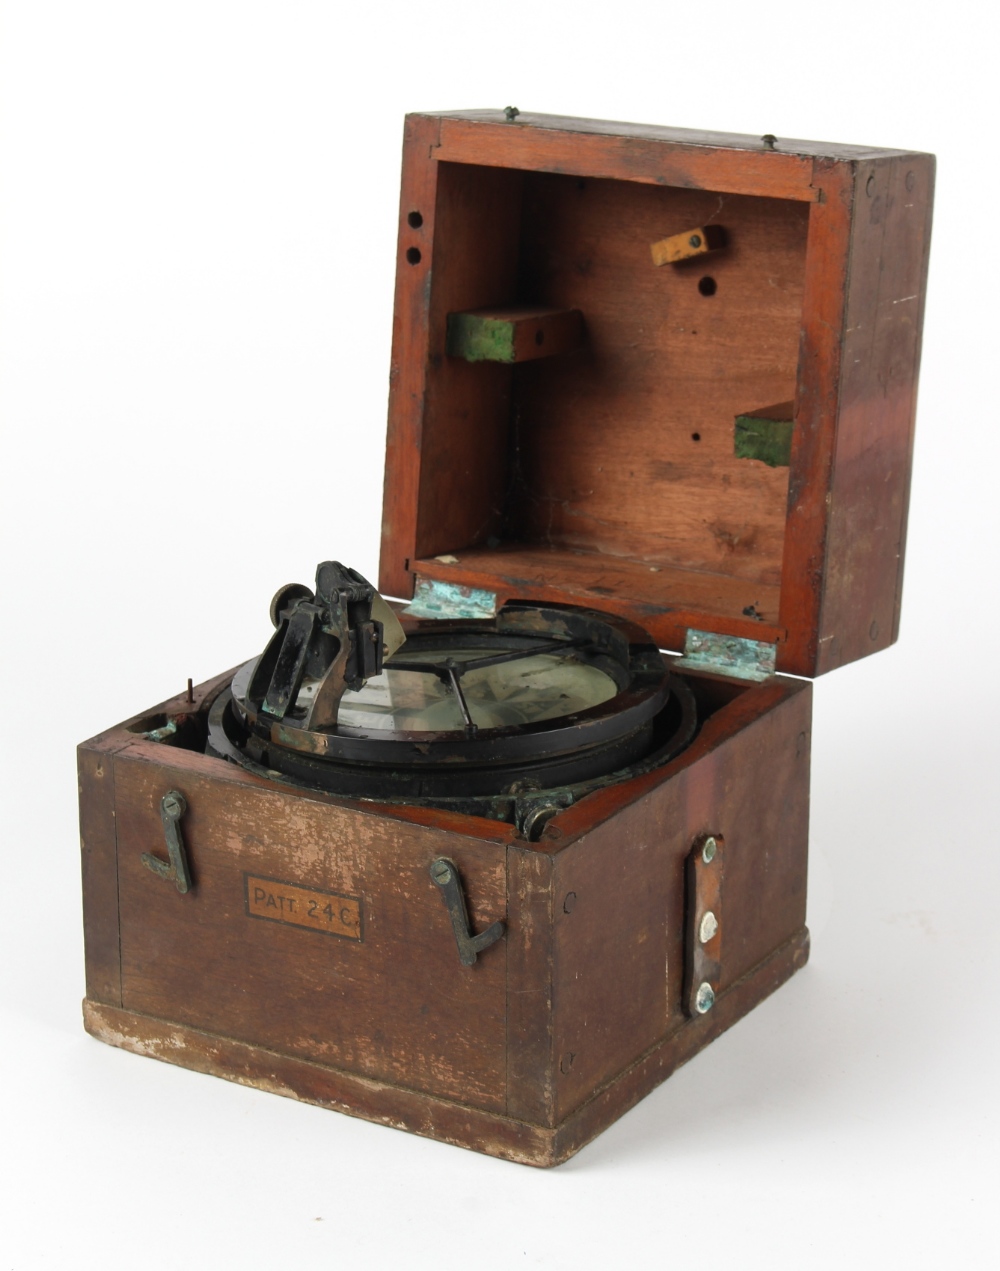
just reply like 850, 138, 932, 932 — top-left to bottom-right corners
733, 402, 795, 468
446, 306, 584, 364
447, 312, 521, 362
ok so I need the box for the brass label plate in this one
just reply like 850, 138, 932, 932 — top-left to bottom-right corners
243, 874, 363, 941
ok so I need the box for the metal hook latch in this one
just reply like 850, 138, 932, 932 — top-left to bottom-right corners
429, 858, 504, 966
141, 791, 193, 894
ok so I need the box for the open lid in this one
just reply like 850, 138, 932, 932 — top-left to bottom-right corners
378, 110, 934, 677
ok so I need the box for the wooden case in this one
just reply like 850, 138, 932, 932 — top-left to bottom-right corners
79, 111, 933, 1167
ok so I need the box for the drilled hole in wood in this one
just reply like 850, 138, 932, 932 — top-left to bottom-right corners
407, 211, 423, 229
406, 247, 422, 265
698, 276, 717, 297
691, 432, 701, 442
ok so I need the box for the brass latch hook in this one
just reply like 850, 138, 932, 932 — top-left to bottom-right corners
141, 791, 193, 894
429, 858, 504, 966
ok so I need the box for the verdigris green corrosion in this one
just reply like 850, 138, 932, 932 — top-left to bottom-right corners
446, 312, 520, 363
734, 413, 794, 467
675, 629, 777, 681
404, 578, 498, 620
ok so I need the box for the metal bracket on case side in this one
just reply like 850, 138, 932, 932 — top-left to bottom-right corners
141, 790, 193, 894
429, 858, 505, 966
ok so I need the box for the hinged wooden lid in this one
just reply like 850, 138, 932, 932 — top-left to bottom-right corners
378, 110, 934, 677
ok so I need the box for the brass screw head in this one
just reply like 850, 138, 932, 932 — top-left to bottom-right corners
161, 792, 186, 819
699, 910, 719, 944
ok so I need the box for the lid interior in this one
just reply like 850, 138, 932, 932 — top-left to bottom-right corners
398, 159, 807, 650
380, 115, 934, 679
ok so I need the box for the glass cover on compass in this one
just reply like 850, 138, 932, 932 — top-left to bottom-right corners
299, 645, 620, 733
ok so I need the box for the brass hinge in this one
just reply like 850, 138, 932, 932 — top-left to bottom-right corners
675, 628, 776, 681
404, 577, 498, 620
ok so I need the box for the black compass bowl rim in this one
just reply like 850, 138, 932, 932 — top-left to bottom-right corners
232, 604, 672, 767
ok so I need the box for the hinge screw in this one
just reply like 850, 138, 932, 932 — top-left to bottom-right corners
761, 133, 777, 149
161, 791, 185, 819
504, 105, 520, 121
699, 911, 719, 944
695, 982, 716, 1014
702, 836, 717, 864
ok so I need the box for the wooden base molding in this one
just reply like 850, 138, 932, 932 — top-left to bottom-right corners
84, 927, 808, 1168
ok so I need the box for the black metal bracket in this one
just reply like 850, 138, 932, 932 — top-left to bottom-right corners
249, 561, 399, 732
429, 858, 505, 966
141, 791, 193, 894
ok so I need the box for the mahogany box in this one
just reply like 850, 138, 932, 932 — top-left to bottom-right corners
79, 110, 934, 1166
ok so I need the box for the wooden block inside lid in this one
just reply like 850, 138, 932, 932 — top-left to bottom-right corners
650, 224, 728, 266
446, 306, 584, 363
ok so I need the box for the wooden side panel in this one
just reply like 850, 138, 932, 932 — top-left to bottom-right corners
816, 154, 935, 671
776, 159, 855, 674
379, 130, 524, 597
112, 750, 509, 1113
416, 161, 524, 560
548, 676, 811, 1122
380, 114, 443, 600
79, 738, 126, 1006
505, 845, 555, 1125
435, 115, 820, 202
549, 926, 809, 1164
436, 110, 914, 163
778, 153, 934, 675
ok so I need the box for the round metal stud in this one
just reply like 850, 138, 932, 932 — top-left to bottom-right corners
699, 910, 718, 944
161, 791, 186, 819
701, 836, 717, 864
695, 982, 715, 1014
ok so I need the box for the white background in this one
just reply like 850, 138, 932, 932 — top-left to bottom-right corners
2, 1, 998, 1267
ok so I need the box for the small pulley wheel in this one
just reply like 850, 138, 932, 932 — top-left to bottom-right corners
269, 583, 314, 628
